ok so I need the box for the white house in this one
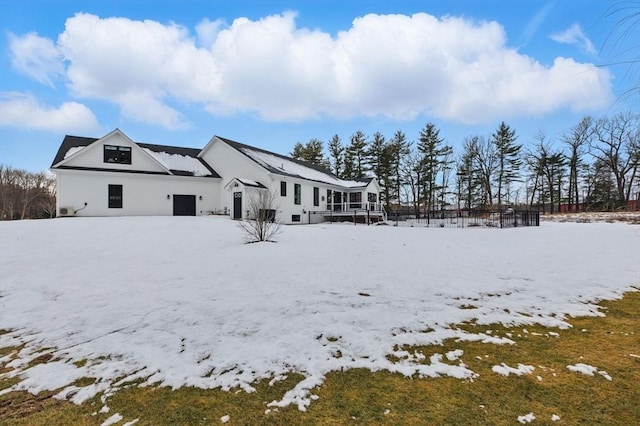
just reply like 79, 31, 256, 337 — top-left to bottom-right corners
51, 129, 384, 224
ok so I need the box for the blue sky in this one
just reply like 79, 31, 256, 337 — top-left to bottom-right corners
1, 0, 638, 172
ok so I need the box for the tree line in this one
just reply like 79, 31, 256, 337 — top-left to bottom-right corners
290, 111, 640, 214
0, 165, 56, 220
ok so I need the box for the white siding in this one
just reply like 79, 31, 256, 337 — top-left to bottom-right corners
62, 132, 166, 173
55, 169, 220, 217
201, 139, 272, 219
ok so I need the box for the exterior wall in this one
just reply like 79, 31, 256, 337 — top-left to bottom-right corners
201, 139, 272, 219
55, 169, 220, 217
61, 131, 166, 173
274, 176, 342, 224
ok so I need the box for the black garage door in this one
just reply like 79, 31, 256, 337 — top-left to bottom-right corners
173, 195, 196, 216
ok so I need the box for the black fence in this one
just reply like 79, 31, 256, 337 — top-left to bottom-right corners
388, 210, 540, 229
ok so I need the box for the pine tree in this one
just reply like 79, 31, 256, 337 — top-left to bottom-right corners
290, 139, 329, 169
491, 122, 522, 208
389, 130, 411, 208
290, 142, 305, 160
345, 131, 368, 179
327, 134, 344, 177
417, 123, 452, 212
367, 132, 395, 207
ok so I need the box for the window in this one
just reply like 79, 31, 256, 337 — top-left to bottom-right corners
280, 181, 287, 196
368, 192, 377, 202
108, 184, 123, 208
313, 187, 319, 206
104, 145, 132, 164
349, 192, 362, 209
294, 183, 301, 205
292, 214, 301, 222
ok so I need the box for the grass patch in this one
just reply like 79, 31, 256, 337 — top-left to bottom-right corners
1, 292, 638, 425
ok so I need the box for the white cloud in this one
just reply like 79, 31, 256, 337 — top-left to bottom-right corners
9, 32, 64, 86
550, 23, 597, 55
9, 12, 613, 126
0, 92, 100, 132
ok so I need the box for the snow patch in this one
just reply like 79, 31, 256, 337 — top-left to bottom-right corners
445, 349, 464, 361
143, 148, 211, 176
517, 412, 536, 423
567, 363, 612, 380
492, 363, 535, 376
101, 413, 123, 426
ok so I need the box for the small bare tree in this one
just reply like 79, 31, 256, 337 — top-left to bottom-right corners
238, 190, 282, 243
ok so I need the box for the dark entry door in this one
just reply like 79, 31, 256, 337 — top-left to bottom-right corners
173, 194, 196, 216
233, 192, 242, 219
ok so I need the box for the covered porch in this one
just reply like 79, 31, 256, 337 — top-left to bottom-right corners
312, 188, 386, 224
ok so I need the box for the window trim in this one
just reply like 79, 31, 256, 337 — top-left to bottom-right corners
294, 183, 301, 205
108, 184, 123, 208
104, 145, 132, 164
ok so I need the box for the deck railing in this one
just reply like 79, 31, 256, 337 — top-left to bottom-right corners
326, 202, 384, 212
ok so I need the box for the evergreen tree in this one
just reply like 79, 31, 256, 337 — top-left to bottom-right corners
290, 139, 329, 169
345, 131, 368, 179
457, 137, 485, 209
290, 142, 306, 160
389, 130, 411, 208
367, 132, 387, 180
491, 122, 522, 207
367, 132, 397, 207
417, 123, 452, 211
327, 134, 344, 177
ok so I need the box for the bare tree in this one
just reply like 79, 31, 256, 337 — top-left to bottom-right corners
39, 173, 57, 218
527, 132, 567, 213
0, 165, 56, 220
591, 112, 640, 207
561, 116, 594, 211
468, 136, 498, 207
601, 1, 639, 101
401, 151, 423, 217
237, 190, 282, 243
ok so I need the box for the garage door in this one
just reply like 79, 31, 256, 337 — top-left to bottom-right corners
173, 195, 196, 216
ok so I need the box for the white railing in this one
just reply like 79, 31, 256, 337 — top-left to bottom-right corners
326, 202, 384, 213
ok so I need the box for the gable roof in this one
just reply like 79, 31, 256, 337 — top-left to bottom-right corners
224, 177, 268, 191
216, 136, 371, 188
51, 135, 220, 178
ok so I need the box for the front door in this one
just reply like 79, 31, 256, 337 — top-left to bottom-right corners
173, 195, 196, 216
233, 192, 242, 219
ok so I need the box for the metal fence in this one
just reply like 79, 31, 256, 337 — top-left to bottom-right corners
387, 210, 540, 229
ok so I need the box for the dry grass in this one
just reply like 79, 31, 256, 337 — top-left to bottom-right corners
542, 211, 640, 224
1, 292, 638, 425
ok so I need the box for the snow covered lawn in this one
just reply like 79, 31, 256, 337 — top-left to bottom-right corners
0, 217, 638, 410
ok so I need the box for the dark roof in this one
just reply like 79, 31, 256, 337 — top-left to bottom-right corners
216, 136, 368, 186
51, 135, 97, 167
51, 135, 220, 178
235, 178, 267, 188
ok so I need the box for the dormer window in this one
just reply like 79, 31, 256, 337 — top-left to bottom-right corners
104, 145, 132, 164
